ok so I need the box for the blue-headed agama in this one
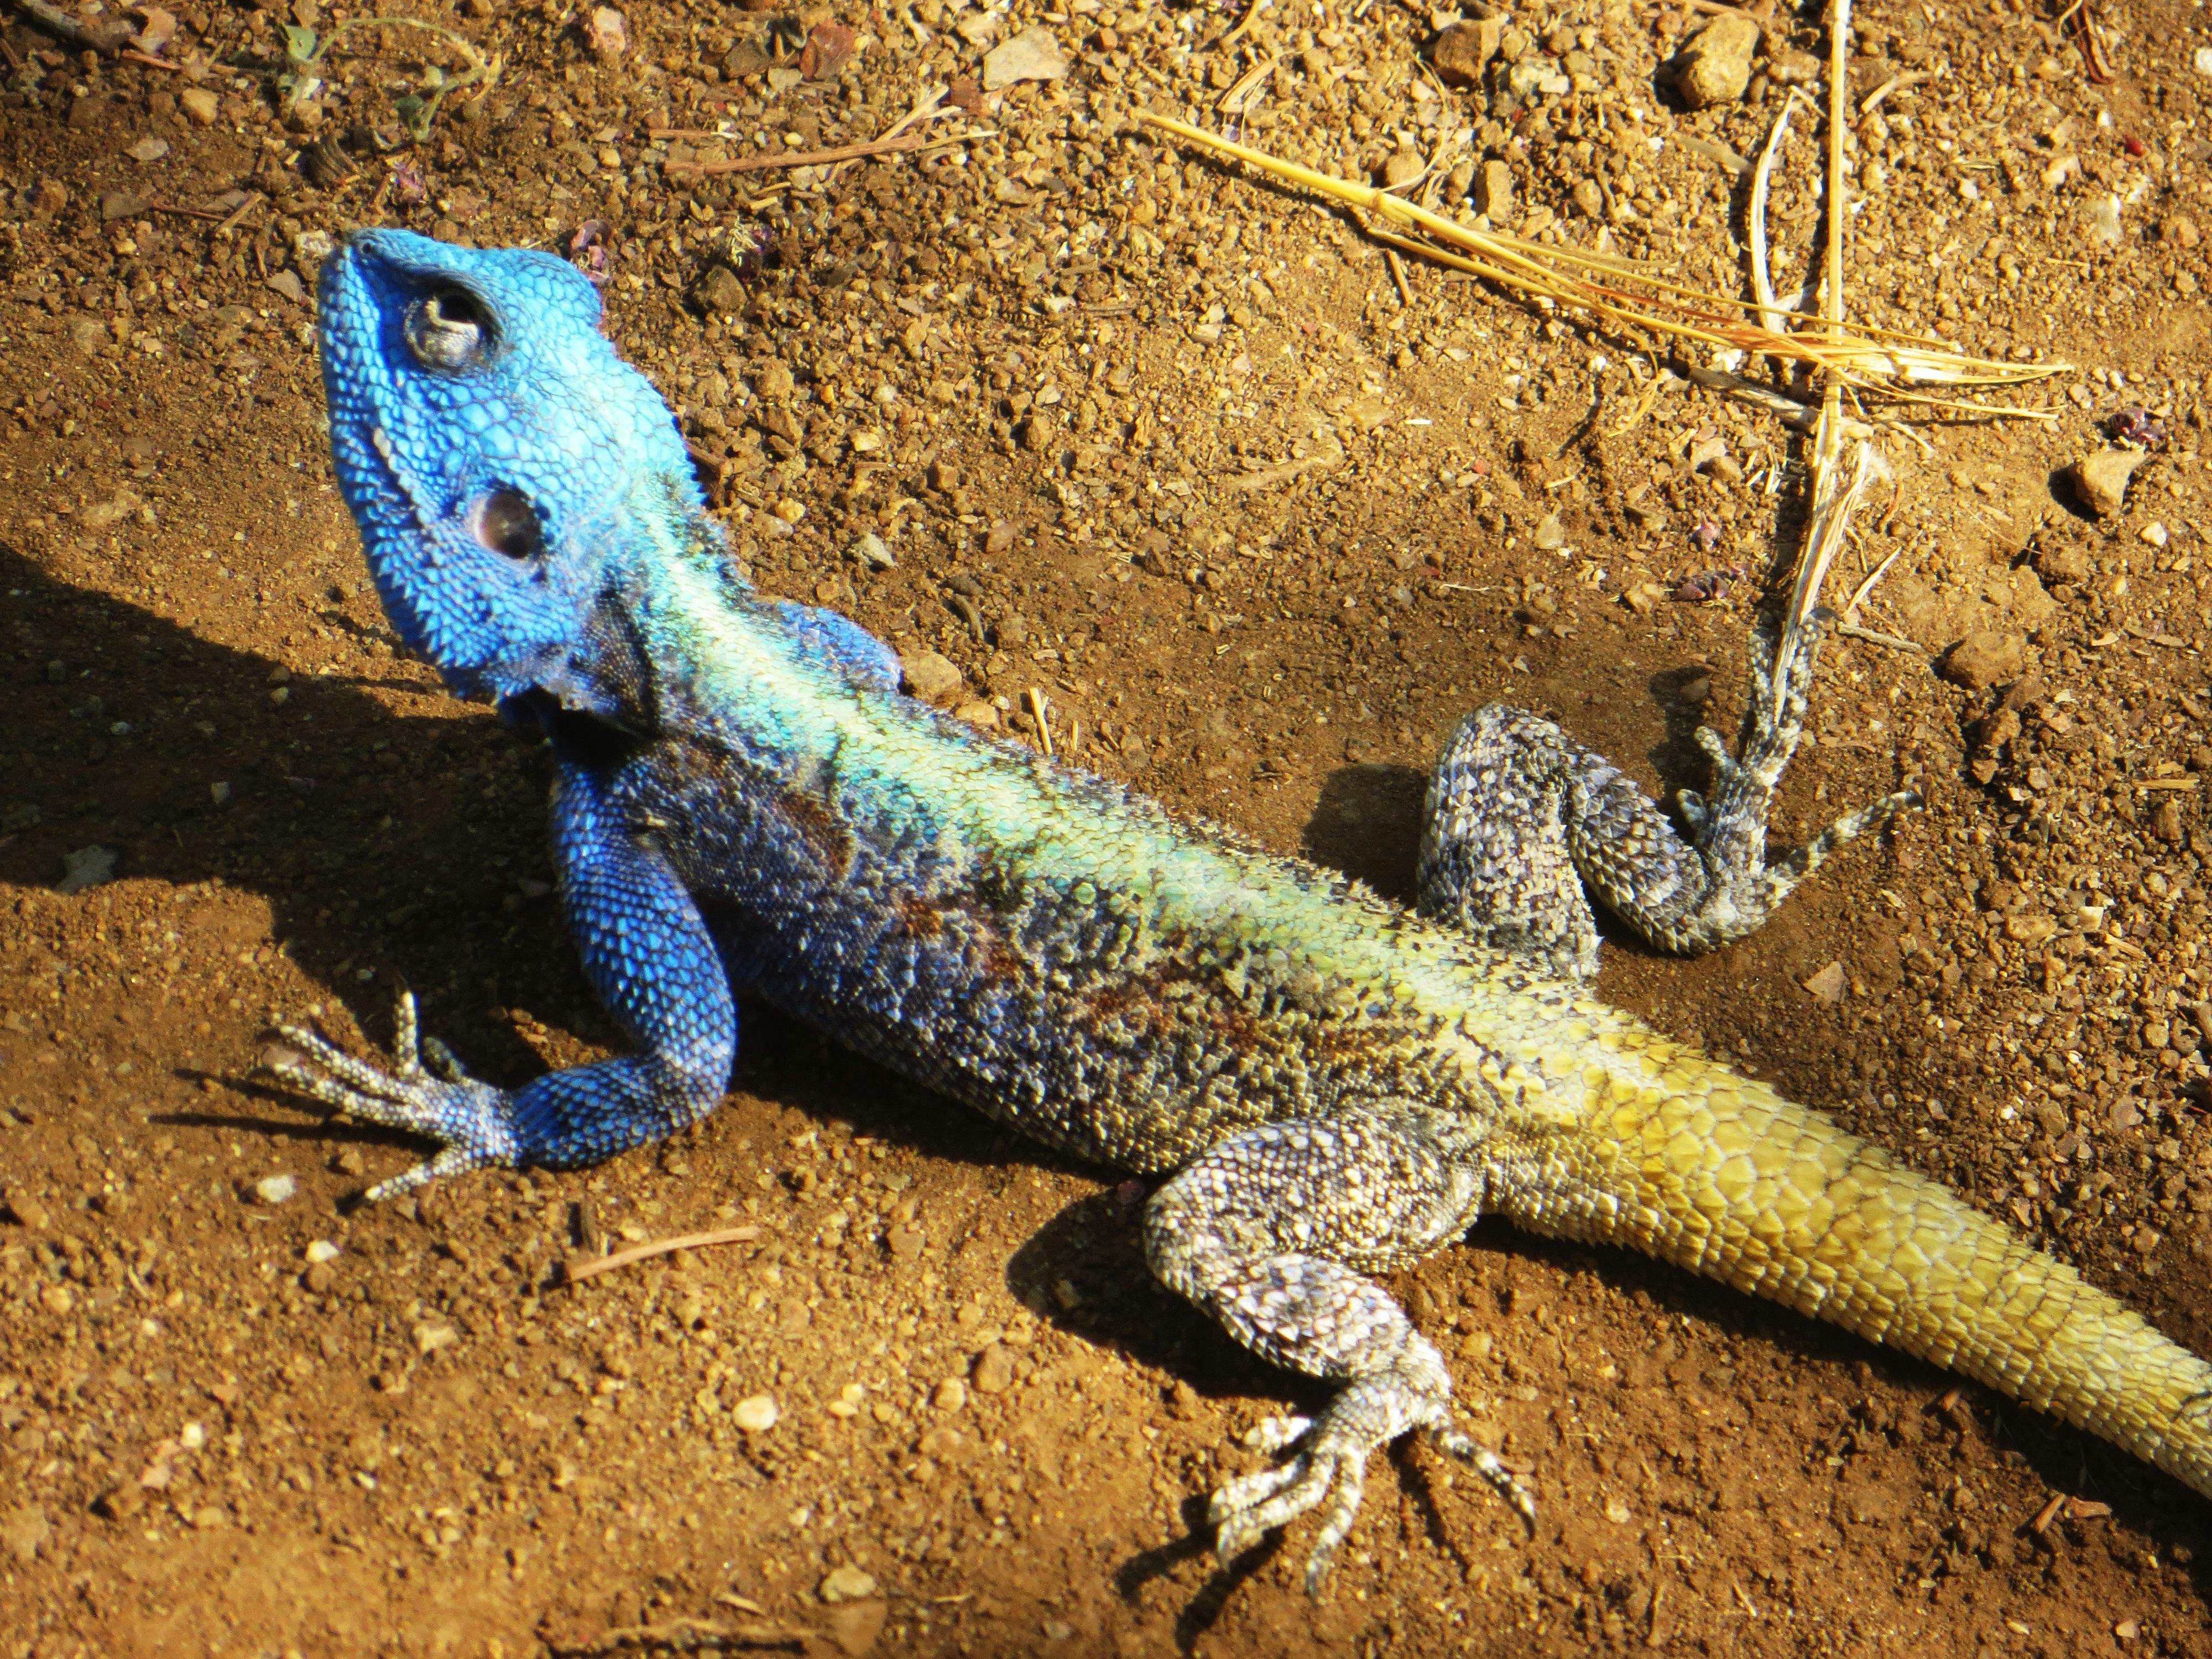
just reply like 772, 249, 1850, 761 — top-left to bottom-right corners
271, 229, 2212, 1593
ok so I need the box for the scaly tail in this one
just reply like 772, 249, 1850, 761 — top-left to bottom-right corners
1508, 1056, 2212, 1497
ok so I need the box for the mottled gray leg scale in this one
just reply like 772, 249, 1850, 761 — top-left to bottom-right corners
1144, 1110, 1533, 1593
1419, 609, 1918, 971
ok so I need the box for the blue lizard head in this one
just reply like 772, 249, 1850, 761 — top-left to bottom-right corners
316, 229, 707, 701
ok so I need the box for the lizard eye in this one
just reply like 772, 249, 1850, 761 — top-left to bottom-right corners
470, 488, 543, 561
402, 286, 491, 371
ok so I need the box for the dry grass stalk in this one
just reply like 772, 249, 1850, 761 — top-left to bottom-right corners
1024, 687, 1056, 757
1776, 0, 1873, 680
1137, 111, 2066, 420
1748, 88, 1813, 336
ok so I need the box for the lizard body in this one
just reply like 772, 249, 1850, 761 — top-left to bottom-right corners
281, 229, 2212, 1590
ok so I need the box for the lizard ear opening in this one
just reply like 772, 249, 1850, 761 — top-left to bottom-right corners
402, 285, 493, 372
470, 488, 544, 562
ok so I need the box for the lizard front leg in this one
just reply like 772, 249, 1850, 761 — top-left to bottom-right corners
1144, 1110, 1531, 1593
270, 758, 737, 1198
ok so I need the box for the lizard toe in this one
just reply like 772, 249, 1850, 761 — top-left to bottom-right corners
1209, 1458, 1307, 1531
1207, 1361, 1468, 1590
1240, 1413, 1314, 1454
1431, 1424, 1536, 1526
266, 997, 520, 1190
1300, 1455, 1368, 1596
1212, 1451, 1336, 1566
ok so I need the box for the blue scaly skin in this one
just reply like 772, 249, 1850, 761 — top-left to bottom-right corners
276, 230, 2212, 1593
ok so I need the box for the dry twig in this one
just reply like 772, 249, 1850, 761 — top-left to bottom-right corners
1841, 544, 1905, 622
827, 83, 966, 184
665, 131, 927, 178
214, 191, 265, 234
562, 1225, 759, 1285
1227, 453, 1341, 493
18, 0, 131, 51
552, 1616, 815, 1655
1834, 621, 1926, 654
145, 200, 228, 223
1858, 70, 1931, 115
1384, 246, 1414, 307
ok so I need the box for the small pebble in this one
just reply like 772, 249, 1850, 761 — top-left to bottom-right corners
982, 25, 1067, 91
1802, 961, 1848, 1004
1939, 632, 2027, 691
820, 1564, 878, 1603
900, 650, 966, 708
585, 6, 627, 60
5, 1192, 51, 1230
251, 1174, 297, 1205
971, 1343, 1016, 1395
732, 1393, 779, 1432
1672, 13, 1761, 108
58, 845, 117, 896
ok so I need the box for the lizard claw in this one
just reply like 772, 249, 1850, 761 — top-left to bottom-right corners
266, 992, 520, 1199
1208, 1366, 1531, 1595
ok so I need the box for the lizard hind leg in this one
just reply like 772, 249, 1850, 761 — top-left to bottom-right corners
1421, 611, 1918, 965
1143, 1110, 1530, 1594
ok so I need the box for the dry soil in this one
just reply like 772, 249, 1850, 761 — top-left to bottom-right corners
4, 1, 2212, 1656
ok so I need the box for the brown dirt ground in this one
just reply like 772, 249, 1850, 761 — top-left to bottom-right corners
4, 0, 2212, 1655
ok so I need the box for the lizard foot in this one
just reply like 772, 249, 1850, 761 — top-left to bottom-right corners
267, 992, 520, 1200
1210, 1367, 1534, 1595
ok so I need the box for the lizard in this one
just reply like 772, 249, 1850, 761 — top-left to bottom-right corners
275, 227, 2212, 1593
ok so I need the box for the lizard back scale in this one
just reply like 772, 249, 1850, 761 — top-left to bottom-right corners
275, 228, 2212, 1592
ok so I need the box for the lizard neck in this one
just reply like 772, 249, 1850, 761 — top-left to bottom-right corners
513, 480, 752, 734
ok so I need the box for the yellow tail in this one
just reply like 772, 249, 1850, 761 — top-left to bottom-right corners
1509, 1056, 2212, 1498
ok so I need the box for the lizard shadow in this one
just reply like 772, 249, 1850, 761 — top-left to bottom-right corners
0, 545, 578, 1094
0, 547, 1221, 1203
